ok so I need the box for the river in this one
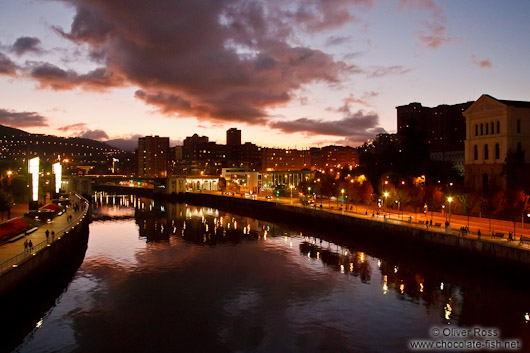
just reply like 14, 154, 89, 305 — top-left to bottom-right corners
12, 194, 530, 352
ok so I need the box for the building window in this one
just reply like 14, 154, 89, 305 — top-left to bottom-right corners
485, 123, 489, 135
480, 123, 483, 135
517, 119, 521, 133
475, 124, 478, 136
495, 143, 500, 159
491, 122, 494, 134
474, 145, 478, 160
484, 144, 489, 160
497, 121, 500, 133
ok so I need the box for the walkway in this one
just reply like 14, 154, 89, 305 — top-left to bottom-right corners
199, 190, 530, 251
0, 193, 89, 274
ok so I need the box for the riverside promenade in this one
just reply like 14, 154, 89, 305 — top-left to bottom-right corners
176, 190, 530, 267
0, 193, 89, 276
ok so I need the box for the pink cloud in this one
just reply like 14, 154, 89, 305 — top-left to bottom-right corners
471, 54, 493, 68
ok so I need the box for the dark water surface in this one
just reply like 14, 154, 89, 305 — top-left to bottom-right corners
13, 195, 530, 352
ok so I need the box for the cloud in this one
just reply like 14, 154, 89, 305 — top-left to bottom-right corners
58, 123, 88, 132
335, 92, 378, 110
270, 110, 386, 146
368, 65, 410, 78
78, 129, 109, 140
11, 36, 42, 55
0, 53, 18, 76
325, 35, 351, 47
40, 0, 361, 124
29, 62, 125, 91
0, 108, 48, 127
471, 54, 492, 68
397, 0, 453, 49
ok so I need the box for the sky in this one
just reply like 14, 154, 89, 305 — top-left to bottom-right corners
0, 0, 529, 149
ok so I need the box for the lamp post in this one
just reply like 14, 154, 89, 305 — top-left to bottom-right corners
341, 189, 345, 211
383, 192, 389, 215
447, 196, 453, 224
290, 184, 293, 204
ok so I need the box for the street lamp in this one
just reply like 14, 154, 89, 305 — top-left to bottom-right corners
290, 184, 294, 204
447, 196, 453, 224
341, 189, 345, 210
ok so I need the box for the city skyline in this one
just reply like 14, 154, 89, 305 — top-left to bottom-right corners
1, 0, 529, 149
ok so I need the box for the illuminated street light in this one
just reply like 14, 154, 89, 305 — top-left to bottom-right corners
290, 184, 294, 204
447, 196, 453, 224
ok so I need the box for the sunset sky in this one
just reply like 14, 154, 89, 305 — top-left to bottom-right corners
1, 0, 529, 149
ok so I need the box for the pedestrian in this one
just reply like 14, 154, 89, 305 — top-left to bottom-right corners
45, 229, 50, 238
520, 234, 524, 246
51, 230, 55, 238
28, 240, 33, 251
478, 229, 481, 239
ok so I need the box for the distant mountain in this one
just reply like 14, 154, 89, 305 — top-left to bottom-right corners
105, 138, 139, 152
0, 124, 30, 137
0, 124, 126, 163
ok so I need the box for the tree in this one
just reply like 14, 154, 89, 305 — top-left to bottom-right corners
480, 191, 507, 234
0, 190, 11, 221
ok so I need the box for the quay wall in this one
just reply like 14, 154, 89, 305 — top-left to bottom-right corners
173, 192, 530, 269
0, 211, 89, 297
93, 186, 530, 269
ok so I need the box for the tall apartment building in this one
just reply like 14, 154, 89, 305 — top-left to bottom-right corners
137, 136, 170, 177
464, 94, 530, 190
396, 100, 473, 175
261, 148, 311, 171
320, 145, 359, 168
226, 128, 241, 146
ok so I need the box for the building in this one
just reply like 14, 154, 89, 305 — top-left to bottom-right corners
261, 148, 311, 171
226, 128, 241, 146
137, 136, 170, 177
320, 145, 359, 168
463, 94, 530, 190
396, 100, 473, 175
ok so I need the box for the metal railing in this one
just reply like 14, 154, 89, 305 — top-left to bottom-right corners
0, 193, 89, 275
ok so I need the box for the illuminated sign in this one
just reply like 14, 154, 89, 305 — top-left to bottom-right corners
53, 162, 62, 193
28, 157, 40, 202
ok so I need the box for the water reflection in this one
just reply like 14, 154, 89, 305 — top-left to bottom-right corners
13, 193, 530, 352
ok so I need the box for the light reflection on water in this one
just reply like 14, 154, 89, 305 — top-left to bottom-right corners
13, 195, 530, 352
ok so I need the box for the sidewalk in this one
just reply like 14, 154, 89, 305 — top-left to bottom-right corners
199, 190, 530, 251
0, 194, 89, 271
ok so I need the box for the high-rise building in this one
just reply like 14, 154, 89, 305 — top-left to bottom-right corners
396, 100, 473, 175
137, 136, 169, 177
226, 128, 241, 146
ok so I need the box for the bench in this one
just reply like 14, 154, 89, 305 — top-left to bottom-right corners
493, 232, 505, 239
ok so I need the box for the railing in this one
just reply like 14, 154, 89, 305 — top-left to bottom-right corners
0, 193, 89, 275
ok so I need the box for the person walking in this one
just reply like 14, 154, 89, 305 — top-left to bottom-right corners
51, 230, 55, 239
45, 229, 50, 238
28, 240, 33, 251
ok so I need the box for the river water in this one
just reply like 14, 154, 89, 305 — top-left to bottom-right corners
13, 194, 530, 352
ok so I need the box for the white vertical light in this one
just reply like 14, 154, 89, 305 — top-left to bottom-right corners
29, 157, 40, 201
53, 162, 62, 193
